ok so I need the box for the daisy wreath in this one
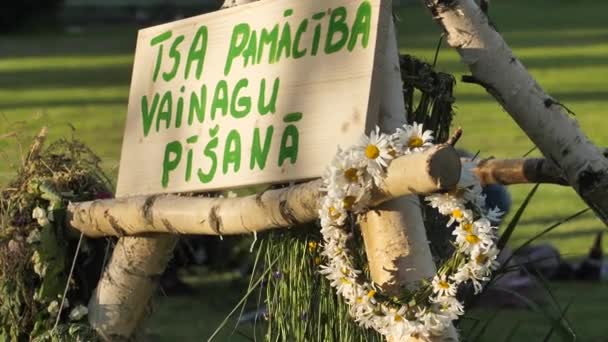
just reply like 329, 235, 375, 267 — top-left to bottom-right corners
318, 123, 503, 341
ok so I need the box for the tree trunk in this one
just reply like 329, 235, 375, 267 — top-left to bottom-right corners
424, 0, 608, 225
358, 15, 458, 341
88, 235, 178, 340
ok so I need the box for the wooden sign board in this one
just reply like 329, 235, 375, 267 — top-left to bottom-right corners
116, 0, 392, 197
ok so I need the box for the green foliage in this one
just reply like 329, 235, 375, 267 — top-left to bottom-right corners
0, 134, 111, 340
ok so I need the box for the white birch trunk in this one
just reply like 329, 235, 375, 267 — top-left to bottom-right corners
424, 0, 608, 225
359, 15, 458, 342
88, 235, 178, 340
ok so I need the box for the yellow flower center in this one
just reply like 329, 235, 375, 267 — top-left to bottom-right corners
367, 290, 376, 298
340, 277, 351, 285
476, 254, 489, 265
439, 280, 450, 289
452, 209, 464, 219
343, 196, 356, 210
365, 144, 380, 159
356, 297, 363, 304
408, 136, 424, 148
466, 234, 481, 245
344, 168, 359, 183
328, 206, 341, 220
462, 222, 473, 233
308, 241, 318, 252
394, 315, 403, 322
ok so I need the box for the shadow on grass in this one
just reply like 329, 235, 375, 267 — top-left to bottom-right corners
0, 98, 127, 110
398, 28, 608, 50
0, 66, 132, 89
148, 273, 257, 342
511, 226, 604, 243
430, 55, 608, 72
457, 90, 608, 104
0, 25, 138, 58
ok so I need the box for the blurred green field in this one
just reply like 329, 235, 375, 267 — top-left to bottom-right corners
1, 0, 607, 340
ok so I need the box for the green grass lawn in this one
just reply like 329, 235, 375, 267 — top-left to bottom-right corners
145, 273, 608, 342
1, 0, 608, 340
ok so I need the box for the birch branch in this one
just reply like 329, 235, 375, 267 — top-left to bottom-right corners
69, 145, 460, 237
474, 157, 567, 186
70, 153, 579, 239
424, 0, 608, 225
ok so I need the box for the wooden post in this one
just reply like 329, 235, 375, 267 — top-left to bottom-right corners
358, 11, 458, 341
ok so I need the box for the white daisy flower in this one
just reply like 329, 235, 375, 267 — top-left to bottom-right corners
470, 246, 500, 273
47, 300, 60, 316
384, 306, 411, 340
473, 218, 496, 235
396, 122, 434, 153
455, 228, 492, 255
326, 149, 371, 189
326, 181, 370, 212
319, 198, 347, 227
419, 308, 451, 336
350, 288, 378, 322
355, 126, 393, 183
431, 273, 457, 297
450, 265, 488, 293
426, 193, 461, 216
69, 305, 89, 321
32, 206, 50, 227
432, 296, 464, 320
446, 207, 473, 227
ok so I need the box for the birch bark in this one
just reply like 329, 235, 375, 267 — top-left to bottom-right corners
68, 145, 460, 237
358, 12, 458, 341
424, 0, 608, 225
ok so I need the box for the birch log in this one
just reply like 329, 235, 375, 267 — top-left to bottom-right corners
474, 157, 567, 186
87, 1, 262, 339
68, 145, 460, 237
358, 13, 458, 341
88, 235, 178, 340
423, 0, 608, 225
68, 154, 577, 238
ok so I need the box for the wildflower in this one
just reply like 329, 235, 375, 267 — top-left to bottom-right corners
396, 123, 434, 153
69, 305, 89, 321
431, 274, 457, 297
32, 206, 50, 227
355, 126, 393, 184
